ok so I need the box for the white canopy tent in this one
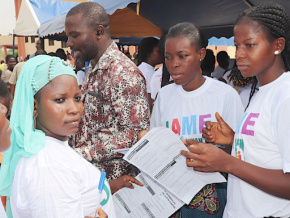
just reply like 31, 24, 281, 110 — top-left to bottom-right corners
14, 0, 140, 36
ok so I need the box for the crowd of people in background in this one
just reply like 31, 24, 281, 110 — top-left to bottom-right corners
0, 25, 252, 109
0, 1, 290, 218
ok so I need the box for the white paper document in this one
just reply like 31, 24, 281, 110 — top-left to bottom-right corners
123, 127, 226, 204
115, 148, 129, 155
113, 173, 184, 218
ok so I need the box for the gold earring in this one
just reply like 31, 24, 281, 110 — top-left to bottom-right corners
33, 116, 36, 131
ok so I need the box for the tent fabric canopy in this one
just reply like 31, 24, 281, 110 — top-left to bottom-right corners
129, 0, 290, 38
108, 7, 162, 38
15, 0, 290, 45
39, 5, 162, 38
14, 0, 40, 36
208, 37, 234, 47
15, 0, 141, 36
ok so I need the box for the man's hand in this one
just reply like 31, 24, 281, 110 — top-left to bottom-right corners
109, 175, 143, 194
137, 130, 149, 141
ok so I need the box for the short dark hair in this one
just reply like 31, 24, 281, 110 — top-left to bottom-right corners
201, 49, 215, 76
166, 22, 208, 51
55, 48, 67, 60
217, 51, 230, 69
5, 55, 15, 63
67, 2, 110, 34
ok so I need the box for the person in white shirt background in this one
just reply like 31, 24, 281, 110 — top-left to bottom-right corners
75, 58, 86, 89
211, 51, 235, 80
137, 37, 162, 113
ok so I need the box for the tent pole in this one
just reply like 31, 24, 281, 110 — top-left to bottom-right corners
136, 2, 140, 15
12, 30, 15, 56
242, 0, 254, 8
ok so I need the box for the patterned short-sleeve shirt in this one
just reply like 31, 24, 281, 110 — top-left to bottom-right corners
73, 42, 150, 180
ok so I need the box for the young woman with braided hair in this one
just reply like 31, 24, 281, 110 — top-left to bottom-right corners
181, 3, 290, 217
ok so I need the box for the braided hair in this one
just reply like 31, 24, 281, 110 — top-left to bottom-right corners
227, 61, 253, 88
166, 22, 208, 51
235, 3, 290, 110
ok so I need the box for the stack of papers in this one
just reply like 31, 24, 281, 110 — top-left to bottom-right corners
113, 127, 226, 218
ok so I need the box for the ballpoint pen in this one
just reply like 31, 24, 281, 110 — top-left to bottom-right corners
94, 172, 106, 217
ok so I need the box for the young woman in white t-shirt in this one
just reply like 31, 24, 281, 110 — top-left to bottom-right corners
150, 22, 244, 217
181, 3, 290, 217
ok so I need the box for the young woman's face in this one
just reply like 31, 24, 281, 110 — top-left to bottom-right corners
149, 45, 162, 66
234, 21, 278, 85
165, 36, 204, 91
35, 75, 83, 141
0, 103, 11, 152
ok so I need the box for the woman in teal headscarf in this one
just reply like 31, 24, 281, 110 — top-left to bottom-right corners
0, 55, 115, 218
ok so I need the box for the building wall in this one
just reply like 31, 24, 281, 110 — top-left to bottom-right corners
25, 36, 71, 57
207, 45, 236, 67
0, 35, 72, 61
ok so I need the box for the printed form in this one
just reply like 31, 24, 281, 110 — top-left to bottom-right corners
113, 173, 183, 218
114, 127, 226, 218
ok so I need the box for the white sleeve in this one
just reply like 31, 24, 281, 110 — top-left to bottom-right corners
150, 93, 163, 129
12, 158, 116, 218
146, 72, 153, 93
273, 96, 290, 173
79, 163, 116, 218
221, 89, 244, 130
0, 202, 7, 218
18, 165, 86, 218
150, 70, 162, 100
150, 75, 158, 100
76, 71, 85, 85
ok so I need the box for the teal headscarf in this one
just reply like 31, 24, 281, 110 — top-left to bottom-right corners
0, 55, 77, 216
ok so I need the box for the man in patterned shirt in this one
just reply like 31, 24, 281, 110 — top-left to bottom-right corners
65, 2, 150, 192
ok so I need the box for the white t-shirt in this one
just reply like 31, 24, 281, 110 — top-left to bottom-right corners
0, 201, 7, 218
76, 68, 85, 85
11, 136, 116, 218
224, 73, 290, 218
138, 62, 155, 93
150, 65, 163, 100
150, 77, 244, 141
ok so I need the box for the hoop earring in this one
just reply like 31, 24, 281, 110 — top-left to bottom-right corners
274, 50, 279, 55
33, 116, 36, 131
